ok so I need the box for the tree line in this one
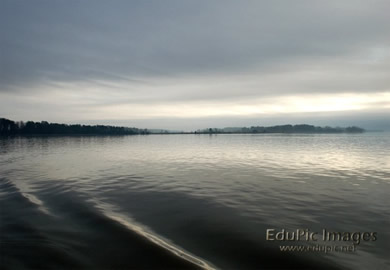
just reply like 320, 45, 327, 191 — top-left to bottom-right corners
196, 124, 365, 134
1, 118, 365, 136
0, 118, 149, 136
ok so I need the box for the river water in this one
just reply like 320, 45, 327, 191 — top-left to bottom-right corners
1, 133, 389, 269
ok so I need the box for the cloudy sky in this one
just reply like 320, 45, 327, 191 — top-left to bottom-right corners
1, 0, 389, 130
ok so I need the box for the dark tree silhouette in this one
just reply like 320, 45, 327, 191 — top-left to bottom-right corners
0, 118, 149, 136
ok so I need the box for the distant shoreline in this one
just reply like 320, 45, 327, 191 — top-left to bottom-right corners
1, 118, 365, 136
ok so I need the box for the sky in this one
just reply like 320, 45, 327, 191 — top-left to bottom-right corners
1, 0, 389, 130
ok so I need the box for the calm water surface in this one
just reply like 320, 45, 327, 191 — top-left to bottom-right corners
1, 134, 389, 269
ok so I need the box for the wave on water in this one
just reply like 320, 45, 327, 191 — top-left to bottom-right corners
0, 177, 345, 270
0, 177, 209, 269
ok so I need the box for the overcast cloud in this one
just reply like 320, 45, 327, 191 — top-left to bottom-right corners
1, 0, 389, 130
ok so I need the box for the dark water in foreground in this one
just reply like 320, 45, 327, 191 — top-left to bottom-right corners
0, 134, 389, 270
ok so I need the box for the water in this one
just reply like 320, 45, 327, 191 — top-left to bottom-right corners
1, 133, 389, 269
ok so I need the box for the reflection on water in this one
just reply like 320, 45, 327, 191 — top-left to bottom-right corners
0, 134, 389, 269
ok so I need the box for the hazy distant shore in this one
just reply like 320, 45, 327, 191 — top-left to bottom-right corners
1, 118, 364, 136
